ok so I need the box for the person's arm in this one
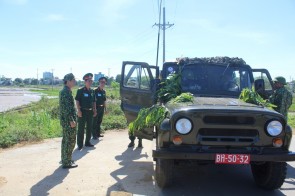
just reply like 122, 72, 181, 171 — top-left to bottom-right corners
75, 89, 82, 117
76, 100, 82, 117
103, 102, 107, 113
93, 102, 97, 117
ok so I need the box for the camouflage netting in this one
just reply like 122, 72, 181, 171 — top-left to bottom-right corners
176, 56, 247, 66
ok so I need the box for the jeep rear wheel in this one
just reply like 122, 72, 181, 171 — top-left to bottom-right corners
251, 162, 287, 190
155, 159, 173, 188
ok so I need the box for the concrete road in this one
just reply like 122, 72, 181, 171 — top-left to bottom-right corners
0, 130, 295, 196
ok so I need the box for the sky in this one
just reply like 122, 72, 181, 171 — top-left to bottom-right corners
0, 0, 295, 81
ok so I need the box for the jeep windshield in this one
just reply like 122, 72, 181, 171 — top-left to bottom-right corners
181, 63, 252, 97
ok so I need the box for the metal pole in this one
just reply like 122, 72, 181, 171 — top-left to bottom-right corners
163, 6, 165, 64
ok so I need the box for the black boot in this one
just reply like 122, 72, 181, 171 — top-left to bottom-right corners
128, 135, 135, 147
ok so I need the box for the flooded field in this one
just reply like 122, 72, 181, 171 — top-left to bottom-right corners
0, 87, 41, 112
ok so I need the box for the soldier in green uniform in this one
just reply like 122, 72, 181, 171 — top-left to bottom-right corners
75, 73, 97, 150
59, 73, 78, 169
269, 76, 293, 121
93, 77, 107, 139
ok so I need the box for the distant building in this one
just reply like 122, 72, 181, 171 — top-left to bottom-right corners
43, 72, 53, 80
94, 72, 105, 82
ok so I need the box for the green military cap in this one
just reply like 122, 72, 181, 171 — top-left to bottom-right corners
273, 76, 287, 85
83, 73, 93, 80
63, 73, 75, 81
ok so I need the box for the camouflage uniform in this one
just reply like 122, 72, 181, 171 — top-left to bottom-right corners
269, 86, 293, 120
59, 85, 77, 167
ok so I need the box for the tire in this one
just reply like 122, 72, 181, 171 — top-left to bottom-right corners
155, 159, 173, 188
251, 162, 287, 190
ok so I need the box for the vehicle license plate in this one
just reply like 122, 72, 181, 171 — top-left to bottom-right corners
215, 154, 250, 164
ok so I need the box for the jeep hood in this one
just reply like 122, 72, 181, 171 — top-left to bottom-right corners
165, 97, 279, 116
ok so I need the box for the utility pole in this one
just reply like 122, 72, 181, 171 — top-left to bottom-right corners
154, 5, 174, 64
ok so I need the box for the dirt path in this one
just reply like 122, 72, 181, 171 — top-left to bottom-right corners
1, 129, 295, 196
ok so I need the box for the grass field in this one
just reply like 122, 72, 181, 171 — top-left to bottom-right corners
0, 85, 125, 148
289, 97, 295, 112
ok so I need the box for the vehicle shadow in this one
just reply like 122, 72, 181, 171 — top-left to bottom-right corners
106, 147, 159, 196
159, 164, 287, 196
30, 167, 69, 196
280, 163, 295, 191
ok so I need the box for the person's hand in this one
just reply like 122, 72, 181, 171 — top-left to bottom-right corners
77, 110, 82, 117
70, 121, 76, 128
93, 110, 97, 117
105, 110, 109, 115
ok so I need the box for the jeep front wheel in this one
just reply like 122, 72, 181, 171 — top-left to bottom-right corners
251, 162, 287, 190
155, 159, 173, 188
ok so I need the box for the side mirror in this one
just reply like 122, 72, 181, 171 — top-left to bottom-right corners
254, 79, 267, 98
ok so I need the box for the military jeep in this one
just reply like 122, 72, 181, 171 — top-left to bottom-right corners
120, 57, 295, 190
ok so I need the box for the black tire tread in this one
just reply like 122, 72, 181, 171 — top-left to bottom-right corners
155, 159, 173, 188
251, 162, 287, 190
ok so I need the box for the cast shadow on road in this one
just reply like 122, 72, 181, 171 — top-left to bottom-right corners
30, 139, 98, 196
159, 164, 286, 196
107, 150, 291, 196
280, 163, 295, 191
106, 147, 157, 196
30, 167, 69, 196
72, 138, 100, 161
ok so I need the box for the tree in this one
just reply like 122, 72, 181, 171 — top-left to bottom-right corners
14, 78, 23, 84
115, 74, 121, 83
31, 79, 39, 85
23, 78, 31, 85
107, 76, 114, 86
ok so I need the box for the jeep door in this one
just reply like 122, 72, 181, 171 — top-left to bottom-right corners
252, 69, 274, 98
120, 61, 159, 140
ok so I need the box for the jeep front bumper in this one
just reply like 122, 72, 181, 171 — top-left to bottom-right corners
153, 149, 295, 162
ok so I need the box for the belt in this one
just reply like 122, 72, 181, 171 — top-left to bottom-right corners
97, 105, 104, 107
81, 108, 92, 110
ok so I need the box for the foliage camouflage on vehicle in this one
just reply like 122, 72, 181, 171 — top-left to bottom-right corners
239, 88, 276, 108
177, 56, 247, 66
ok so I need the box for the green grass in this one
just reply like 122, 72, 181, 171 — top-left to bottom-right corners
0, 90, 126, 148
288, 115, 295, 129
289, 97, 295, 112
0, 97, 61, 148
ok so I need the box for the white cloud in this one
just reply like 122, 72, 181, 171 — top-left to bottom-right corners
45, 14, 66, 22
99, 0, 136, 24
3, 0, 27, 5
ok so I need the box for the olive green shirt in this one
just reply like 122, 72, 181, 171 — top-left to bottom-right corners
94, 87, 106, 107
75, 87, 95, 109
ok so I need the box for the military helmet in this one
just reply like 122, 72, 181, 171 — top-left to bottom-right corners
273, 76, 287, 85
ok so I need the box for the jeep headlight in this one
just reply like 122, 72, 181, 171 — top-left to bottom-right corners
175, 118, 192, 134
266, 120, 283, 136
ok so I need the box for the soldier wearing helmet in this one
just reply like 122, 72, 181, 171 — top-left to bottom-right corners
269, 76, 293, 120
